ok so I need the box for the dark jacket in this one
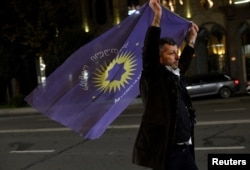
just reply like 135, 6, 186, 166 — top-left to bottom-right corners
132, 26, 196, 170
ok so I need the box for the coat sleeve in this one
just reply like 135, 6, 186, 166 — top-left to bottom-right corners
142, 26, 161, 72
179, 45, 195, 75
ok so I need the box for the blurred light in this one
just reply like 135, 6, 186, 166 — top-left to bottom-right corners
55, 27, 59, 37
200, 0, 214, 9
114, 17, 121, 25
208, 0, 214, 8
128, 10, 136, 15
211, 44, 225, 55
128, 10, 140, 15
127, 0, 140, 15
162, 0, 167, 6
169, 1, 175, 11
234, 79, 240, 85
113, 1, 121, 25
185, 0, 192, 18
234, 0, 250, 4
84, 24, 90, 33
231, 57, 236, 61
38, 56, 46, 84
114, 7, 121, 25
186, 9, 192, 18
81, 0, 90, 33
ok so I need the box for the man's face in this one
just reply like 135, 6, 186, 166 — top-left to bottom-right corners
160, 44, 179, 69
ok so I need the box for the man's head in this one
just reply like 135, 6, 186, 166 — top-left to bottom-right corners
159, 37, 179, 69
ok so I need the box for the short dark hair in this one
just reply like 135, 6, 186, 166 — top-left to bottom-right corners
159, 37, 176, 47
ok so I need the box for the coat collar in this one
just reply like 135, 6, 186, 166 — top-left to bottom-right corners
165, 66, 180, 77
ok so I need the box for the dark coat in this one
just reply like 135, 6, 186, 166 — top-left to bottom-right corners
132, 26, 196, 170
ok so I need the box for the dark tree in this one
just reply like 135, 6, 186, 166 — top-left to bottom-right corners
0, 0, 93, 106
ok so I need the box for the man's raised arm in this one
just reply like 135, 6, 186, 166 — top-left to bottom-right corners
149, 0, 162, 27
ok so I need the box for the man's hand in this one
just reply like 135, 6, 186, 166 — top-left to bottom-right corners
149, 0, 162, 27
186, 22, 199, 47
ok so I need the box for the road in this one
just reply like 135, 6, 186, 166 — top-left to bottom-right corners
0, 95, 250, 170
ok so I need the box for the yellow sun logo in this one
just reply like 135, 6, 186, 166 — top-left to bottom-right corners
93, 51, 137, 93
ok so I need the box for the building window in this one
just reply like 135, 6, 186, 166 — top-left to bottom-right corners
197, 24, 227, 74
207, 24, 227, 73
241, 22, 250, 81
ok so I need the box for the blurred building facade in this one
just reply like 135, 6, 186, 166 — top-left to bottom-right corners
73, 0, 250, 92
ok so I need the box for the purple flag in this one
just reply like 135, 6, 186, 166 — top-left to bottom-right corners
25, 4, 190, 139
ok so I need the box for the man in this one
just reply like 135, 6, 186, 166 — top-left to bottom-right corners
132, 0, 199, 170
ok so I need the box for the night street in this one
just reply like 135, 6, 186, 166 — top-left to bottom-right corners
1, 1, 250, 170
0, 95, 250, 170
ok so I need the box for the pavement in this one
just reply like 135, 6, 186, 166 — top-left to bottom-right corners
0, 94, 250, 117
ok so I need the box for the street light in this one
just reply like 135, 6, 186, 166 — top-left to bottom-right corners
233, 0, 250, 5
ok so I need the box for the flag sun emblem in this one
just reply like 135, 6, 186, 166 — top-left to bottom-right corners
93, 51, 137, 93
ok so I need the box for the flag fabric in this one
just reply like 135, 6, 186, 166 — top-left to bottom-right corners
25, 3, 191, 140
